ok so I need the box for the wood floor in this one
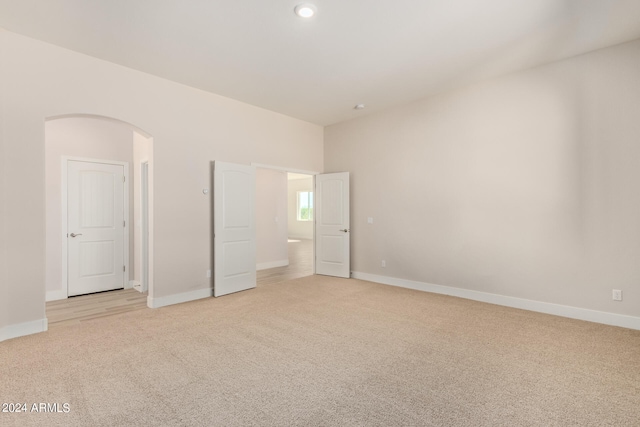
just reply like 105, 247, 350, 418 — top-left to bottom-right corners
46, 288, 148, 329
46, 238, 314, 328
257, 238, 313, 285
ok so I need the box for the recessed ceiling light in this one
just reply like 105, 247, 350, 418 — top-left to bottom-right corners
354, 104, 365, 110
294, 4, 317, 18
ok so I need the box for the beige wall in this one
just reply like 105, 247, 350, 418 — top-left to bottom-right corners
325, 38, 640, 318
0, 45, 6, 331
288, 176, 314, 240
0, 31, 323, 338
256, 168, 288, 268
45, 117, 136, 299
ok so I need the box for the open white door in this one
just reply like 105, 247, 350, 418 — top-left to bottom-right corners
315, 172, 350, 278
213, 161, 257, 297
67, 160, 126, 296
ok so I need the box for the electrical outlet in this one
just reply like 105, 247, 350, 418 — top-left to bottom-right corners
612, 289, 622, 301
207, 270, 211, 278
368, 217, 374, 224
381, 260, 386, 268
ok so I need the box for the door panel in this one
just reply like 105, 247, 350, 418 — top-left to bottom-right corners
68, 161, 125, 296
315, 172, 350, 278
213, 161, 256, 297
79, 241, 115, 277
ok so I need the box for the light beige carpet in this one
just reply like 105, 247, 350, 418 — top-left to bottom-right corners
1, 276, 639, 426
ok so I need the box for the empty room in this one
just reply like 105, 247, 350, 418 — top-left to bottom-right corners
1, 1, 639, 426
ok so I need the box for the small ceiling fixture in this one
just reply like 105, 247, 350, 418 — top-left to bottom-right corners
354, 104, 365, 110
294, 3, 317, 18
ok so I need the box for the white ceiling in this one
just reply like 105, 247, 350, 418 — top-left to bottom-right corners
1, 0, 639, 126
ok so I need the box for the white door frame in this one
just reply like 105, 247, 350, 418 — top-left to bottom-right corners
251, 163, 319, 274
62, 156, 130, 297
140, 161, 149, 292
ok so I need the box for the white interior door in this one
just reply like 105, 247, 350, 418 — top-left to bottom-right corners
213, 161, 256, 297
315, 172, 350, 278
68, 160, 125, 296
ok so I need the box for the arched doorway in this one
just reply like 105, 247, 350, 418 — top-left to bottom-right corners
44, 115, 154, 313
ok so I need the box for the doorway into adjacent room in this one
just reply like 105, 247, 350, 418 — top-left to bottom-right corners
44, 114, 154, 326
255, 169, 315, 286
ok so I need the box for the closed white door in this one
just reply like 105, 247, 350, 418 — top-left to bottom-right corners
315, 172, 350, 278
67, 160, 126, 296
213, 161, 256, 297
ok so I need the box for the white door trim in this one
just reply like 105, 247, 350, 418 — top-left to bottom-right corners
250, 162, 319, 176
140, 161, 149, 293
62, 156, 130, 298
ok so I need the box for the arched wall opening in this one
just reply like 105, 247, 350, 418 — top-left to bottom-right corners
45, 114, 154, 305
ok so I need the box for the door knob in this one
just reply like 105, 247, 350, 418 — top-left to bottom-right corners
339, 229, 350, 233
70, 233, 83, 238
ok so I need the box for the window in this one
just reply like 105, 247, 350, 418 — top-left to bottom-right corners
297, 191, 314, 221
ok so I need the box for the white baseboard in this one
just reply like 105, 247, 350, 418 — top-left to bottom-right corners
46, 289, 67, 302
288, 236, 313, 241
352, 271, 640, 331
0, 318, 48, 343
130, 280, 149, 293
257, 259, 289, 271
147, 287, 212, 309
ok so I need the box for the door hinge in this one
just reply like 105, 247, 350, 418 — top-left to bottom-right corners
123, 265, 126, 272
123, 220, 126, 227
123, 176, 126, 183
